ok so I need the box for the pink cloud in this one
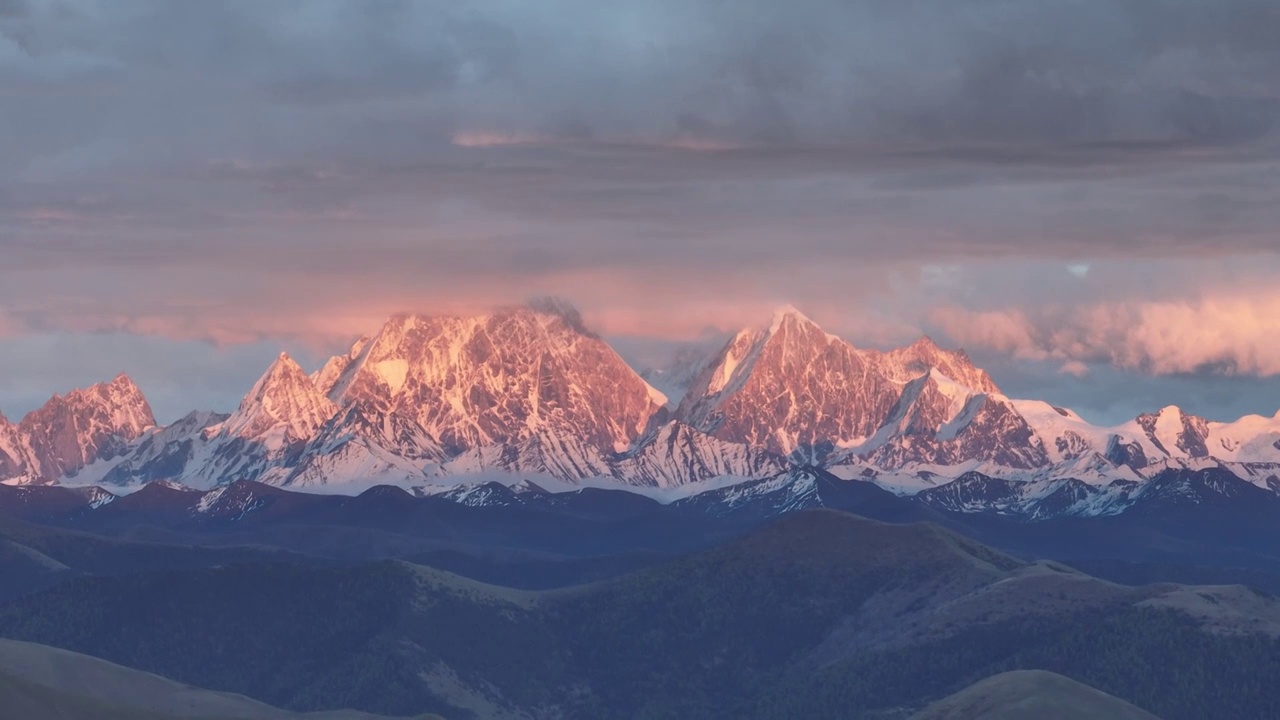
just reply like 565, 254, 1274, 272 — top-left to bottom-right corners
451, 131, 555, 148
934, 291, 1280, 377
451, 128, 740, 153
3, 241, 1278, 383
0, 311, 17, 338
17, 207, 86, 223
1058, 360, 1091, 377
929, 307, 1049, 361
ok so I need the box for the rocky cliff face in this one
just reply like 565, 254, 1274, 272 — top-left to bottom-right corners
324, 306, 666, 457
874, 336, 1000, 394
223, 353, 337, 447
676, 308, 906, 457
0, 413, 38, 483
6, 375, 155, 483
1137, 406, 1212, 459
675, 308, 1004, 462
859, 370, 1049, 470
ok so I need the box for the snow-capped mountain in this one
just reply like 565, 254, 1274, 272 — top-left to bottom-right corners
1122, 467, 1280, 518
906, 465, 1280, 522
224, 353, 337, 447
22, 374, 155, 480
291, 302, 684, 487
436, 480, 535, 508
873, 336, 1000, 395
321, 304, 665, 455
91, 410, 228, 487
8, 302, 1280, 523
913, 472, 1132, 519
638, 339, 727, 408
854, 370, 1048, 470
182, 352, 345, 487
0, 375, 155, 485
610, 421, 787, 489
71, 303, 780, 491
0, 412, 38, 483
675, 307, 1005, 462
1013, 401, 1280, 474
88, 355, 343, 490
677, 307, 914, 457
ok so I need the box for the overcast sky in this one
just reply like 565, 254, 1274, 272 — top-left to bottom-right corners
2, 0, 1280, 424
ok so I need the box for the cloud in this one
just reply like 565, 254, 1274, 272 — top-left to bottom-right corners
934, 291, 1280, 377
1, 1, 1279, 421
3, 0, 1280, 176
1058, 360, 1092, 378
451, 131, 554, 148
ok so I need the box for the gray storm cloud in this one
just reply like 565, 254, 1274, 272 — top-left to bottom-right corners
3, 0, 1279, 164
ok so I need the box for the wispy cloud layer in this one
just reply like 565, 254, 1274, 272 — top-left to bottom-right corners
935, 291, 1280, 377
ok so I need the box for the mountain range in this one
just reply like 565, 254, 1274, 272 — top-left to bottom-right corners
4, 301, 1280, 522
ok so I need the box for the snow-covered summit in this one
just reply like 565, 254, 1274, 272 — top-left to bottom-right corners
676, 309, 1001, 458
223, 352, 337, 447
2, 374, 156, 483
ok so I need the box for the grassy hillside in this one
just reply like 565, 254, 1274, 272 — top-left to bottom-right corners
2, 510, 1279, 719
912, 670, 1160, 720
0, 671, 185, 720
0, 641, 446, 720
0, 515, 321, 602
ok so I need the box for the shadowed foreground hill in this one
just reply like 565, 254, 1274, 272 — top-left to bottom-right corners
1, 510, 1279, 719
913, 670, 1161, 720
0, 639, 441, 720
0, 514, 320, 603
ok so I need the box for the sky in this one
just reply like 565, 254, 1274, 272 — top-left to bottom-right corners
2, 0, 1280, 425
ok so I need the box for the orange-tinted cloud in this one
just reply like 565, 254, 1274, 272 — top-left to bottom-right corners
934, 291, 1280, 377
451, 131, 555, 148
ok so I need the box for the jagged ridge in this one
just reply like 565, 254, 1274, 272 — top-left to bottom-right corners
3, 303, 1280, 524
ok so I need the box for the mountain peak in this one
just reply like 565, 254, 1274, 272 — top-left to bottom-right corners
266, 351, 303, 375
242, 355, 319, 400
1136, 405, 1210, 459
910, 335, 942, 352
880, 336, 1000, 394
377, 312, 422, 340
322, 306, 663, 458
678, 309, 902, 456
1138, 405, 1201, 427
770, 302, 803, 319
224, 353, 336, 444
876, 368, 975, 439
524, 296, 594, 336
313, 338, 372, 398
109, 372, 139, 388
12, 376, 156, 481
768, 304, 821, 334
